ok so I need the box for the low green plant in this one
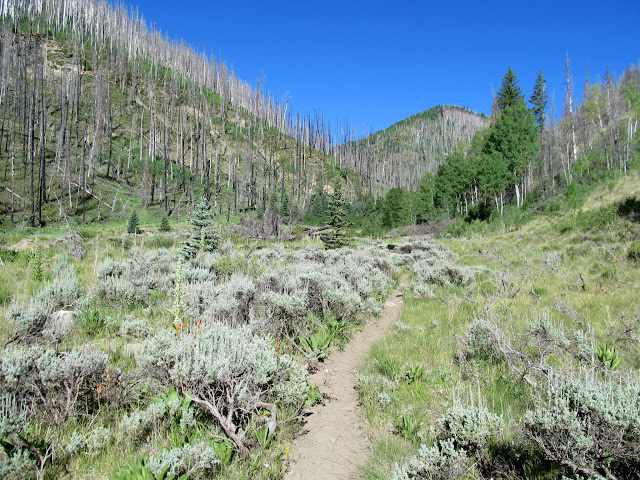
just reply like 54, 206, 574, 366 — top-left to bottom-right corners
596, 344, 621, 370
212, 439, 233, 466
253, 423, 271, 449
304, 383, 324, 408
31, 244, 44, 282
374, 355, 402, 379
110, 455, 188, 480
299, 324, 334, 361
151, 386, 191, 411
403, 363, 426, 384
396, 412, 423, 439
82, 307, 104, 331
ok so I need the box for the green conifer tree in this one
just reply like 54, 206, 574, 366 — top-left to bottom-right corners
159, 215, 171, 232
182, 196, 221, 259
127, 210, 139, 234
484, 101, 538, 208
496, 66, 524, 110
322, 178, 350, 249
529, 70, 549, 134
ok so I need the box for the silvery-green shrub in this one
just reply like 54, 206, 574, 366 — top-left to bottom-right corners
390, 438, 472, 480
140, 322, 307, 453
119, 316, 151, 340
148, 441, 219, 478
435, 402, 503, 454
95, 257, 126, 279
119, 402, 168, 442
523, 372, 640, 478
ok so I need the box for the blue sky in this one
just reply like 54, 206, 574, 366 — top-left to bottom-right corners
128, 0, 640, 136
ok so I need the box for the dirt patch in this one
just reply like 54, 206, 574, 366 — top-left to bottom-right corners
286, 274, 409, 479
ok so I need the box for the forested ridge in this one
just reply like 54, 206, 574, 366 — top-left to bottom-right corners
0, 0, 353, 227
336, 105, 488, 192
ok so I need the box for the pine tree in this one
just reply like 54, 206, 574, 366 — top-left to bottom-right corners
322, 178, 350, 249
159, 215, 171, 232
530, 70, 549, 134
496, 67, 524, 110
127, 210, 139, 234
182, 196, 220, 259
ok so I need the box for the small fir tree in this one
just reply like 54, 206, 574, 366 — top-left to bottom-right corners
322, 178, 350, 249
127, 210, 139, 234
159, 215, 171, 232
182, 196, 220, 259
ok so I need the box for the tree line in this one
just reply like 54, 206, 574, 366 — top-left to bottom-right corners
305, 63, 640, 234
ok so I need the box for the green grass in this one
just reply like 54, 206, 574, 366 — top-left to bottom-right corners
359, 175, 640, 479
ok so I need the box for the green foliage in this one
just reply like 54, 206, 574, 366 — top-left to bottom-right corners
383, 188, 411, 229
322, 178, 350, 249
403, 363, 426, 383
127, 211, 140, 235
299, 324, 334, 362
416, 173, 437, 223
110, 455, 189, 480
396, 412, 423, 439
496, 66, 524, 111
596, 344, 621, 370
529, 70, 549, 134
181, 197, 220, 260
159, 216, 171, 232
31, 244, 44, 282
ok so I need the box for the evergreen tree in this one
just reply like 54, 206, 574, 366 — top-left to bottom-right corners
416, 173, 436, 224
322, 178, 350, 249
159, 215, 171, 232
382, 188, 410, 229
182, 196, 220, 259
530, 70, 549, 134
485, 101, 538, 208
127, 210, 139, 234
496, 66, 524, 110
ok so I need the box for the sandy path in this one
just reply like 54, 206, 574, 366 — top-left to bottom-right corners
286, 274, 409, 479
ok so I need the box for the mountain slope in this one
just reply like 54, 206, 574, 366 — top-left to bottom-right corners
336, 105, 488, 192
0, 0, 354, 227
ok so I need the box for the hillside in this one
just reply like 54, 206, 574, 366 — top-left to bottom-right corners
358, 171, 640, 479
336, 105, 488, 193
0, 0, 355, 228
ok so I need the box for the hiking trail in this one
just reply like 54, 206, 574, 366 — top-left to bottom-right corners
286, 273, 409, 479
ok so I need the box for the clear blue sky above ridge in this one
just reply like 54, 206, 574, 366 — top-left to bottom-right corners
128, 0, 640, 136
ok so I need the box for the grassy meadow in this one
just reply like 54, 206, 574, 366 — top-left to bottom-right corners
359, 174, 640, 479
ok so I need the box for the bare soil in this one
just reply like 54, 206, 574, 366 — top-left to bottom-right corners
286, 274, 409, 479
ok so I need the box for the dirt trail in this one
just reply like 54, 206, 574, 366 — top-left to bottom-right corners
286, 274, 409, 479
